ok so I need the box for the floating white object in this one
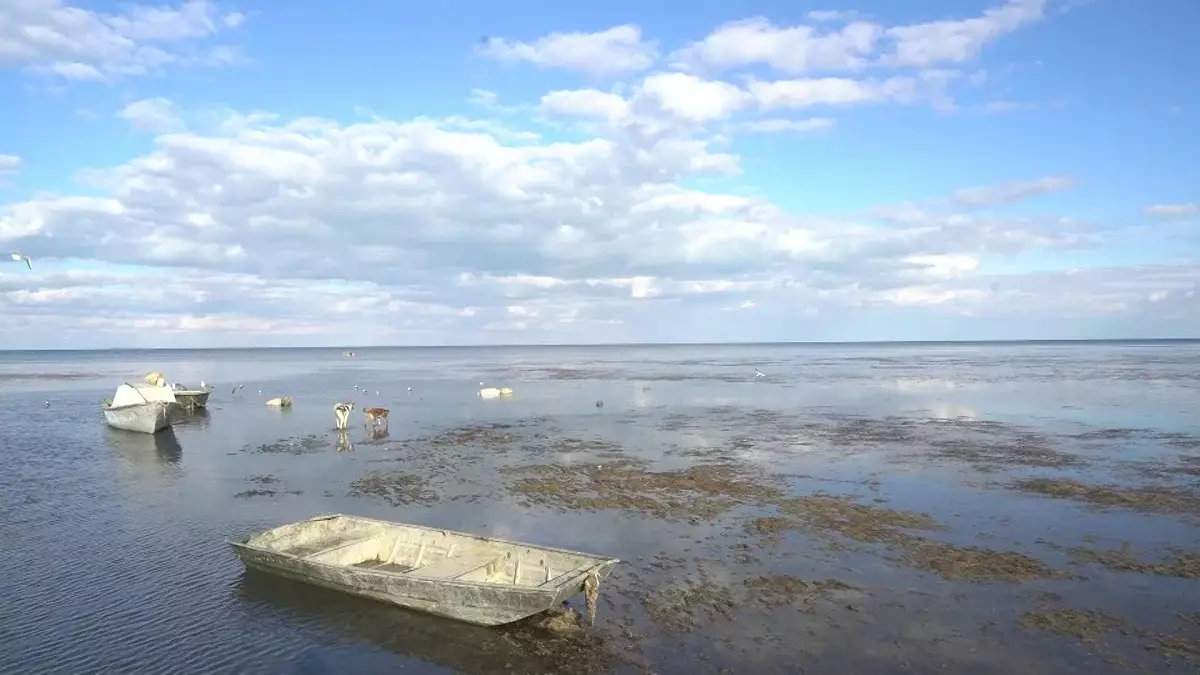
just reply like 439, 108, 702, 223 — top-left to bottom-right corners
265, 396, 293, 408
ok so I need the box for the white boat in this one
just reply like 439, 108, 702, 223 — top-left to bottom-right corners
103, 383, 177, 434
229, 514, 620, 626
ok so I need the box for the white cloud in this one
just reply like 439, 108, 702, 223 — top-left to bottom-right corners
739, 118, 836, 133
1143, 203, 1198, 219
883, 0, 1047, 68
671, 16, 881, 73
1, 7, 1192, 347
117, 97, 185, 132
951, 175, 1076, 208
0, 101, 1125, 347
670, 0, 1047, 73
749, 76, 918, 109
806, 10, 863, 23
476, 24, 657, 75
0, 0, 243, 80
639, 73, 749, 123
0, 154, 20, 174
539, 89, 630, 121
903, 254, 980, 280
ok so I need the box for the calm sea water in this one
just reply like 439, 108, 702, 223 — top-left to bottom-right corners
1, 341, 1198, 674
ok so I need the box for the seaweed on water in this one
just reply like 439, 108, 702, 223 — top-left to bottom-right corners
247, 434, 329, 455
897, 538, 1074, 583
775, 494, 944, 544
743, 575, 857, 609
642, 580, 737, 634
506, 460, 782, 520
1021, 608, 1125, 644
1012, 477, 1200, 515
1068, 542, 1200, 579
348, 471, 438, 506
762, 495, 1070, 582
234, 488, 301, 499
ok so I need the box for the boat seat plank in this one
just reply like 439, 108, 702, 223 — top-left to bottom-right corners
297, 535, 378, 559
353, 561, 416, 574
408, 551, 499, 580
537, 562, 593, 588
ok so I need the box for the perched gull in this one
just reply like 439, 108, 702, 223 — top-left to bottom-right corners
10, 252, 31, 269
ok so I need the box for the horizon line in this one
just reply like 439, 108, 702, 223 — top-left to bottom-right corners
2, 337, 1198, 353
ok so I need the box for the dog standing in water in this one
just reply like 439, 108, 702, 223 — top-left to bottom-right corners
334, 402, 354, 430
363, 407, 389, 429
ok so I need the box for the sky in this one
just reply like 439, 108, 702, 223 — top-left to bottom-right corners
0, 0, 1197, 349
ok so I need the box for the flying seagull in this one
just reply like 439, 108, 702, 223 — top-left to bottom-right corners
10, 252, 31, 269
754, 368, 766, 379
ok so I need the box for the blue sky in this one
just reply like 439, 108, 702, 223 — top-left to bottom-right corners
0, 0, 1197, 349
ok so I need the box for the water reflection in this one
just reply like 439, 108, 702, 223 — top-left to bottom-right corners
632, 381, 653, 409
891, 377, 961, 392
926, 402, 981, 419
235, 569, 614, 674
336, 430, 354, 453
105, 427, 183, 465
367, 426, 389, 442
171, 407, 211, 428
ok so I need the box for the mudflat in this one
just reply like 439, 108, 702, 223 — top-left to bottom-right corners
2, 341, 1198, 673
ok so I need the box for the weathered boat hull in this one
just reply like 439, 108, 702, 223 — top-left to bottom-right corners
103, 401, 172, 434
229, 514, 620, 626
172, 390, 210, 410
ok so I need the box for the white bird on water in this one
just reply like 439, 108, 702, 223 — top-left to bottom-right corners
754, 368, 766, 379
10, 252, 32, 269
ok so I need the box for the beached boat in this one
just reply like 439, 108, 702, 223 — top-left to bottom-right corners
228, 514, 620, 626
171, 388, 210, 410
103, 383, 177, 434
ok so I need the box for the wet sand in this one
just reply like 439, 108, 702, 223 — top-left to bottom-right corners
1, 342, 1198, 673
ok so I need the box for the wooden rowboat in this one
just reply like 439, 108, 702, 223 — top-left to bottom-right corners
228, 514, 620, 626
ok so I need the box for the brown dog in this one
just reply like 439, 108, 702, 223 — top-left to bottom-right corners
363, 407, 389, 428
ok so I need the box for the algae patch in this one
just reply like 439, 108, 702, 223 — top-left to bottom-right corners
1021, 608, 1125, 644
1069, 542, 1200, 579
245, 434, 329, 455
349, 471, 438, 505
1013, 477, 1200, 514
506, 460, 782, 520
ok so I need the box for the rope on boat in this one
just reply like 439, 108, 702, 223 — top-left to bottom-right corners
583, 570, 601, 625
125, 382, 149, 404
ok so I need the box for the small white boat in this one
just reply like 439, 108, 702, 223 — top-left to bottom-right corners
103, 383, 177, 434
229, 514, 620, 626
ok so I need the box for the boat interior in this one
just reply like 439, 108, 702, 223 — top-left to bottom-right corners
242, 515, 606, 588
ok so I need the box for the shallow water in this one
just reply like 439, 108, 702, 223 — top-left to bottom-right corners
1, 341, 1199, 674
